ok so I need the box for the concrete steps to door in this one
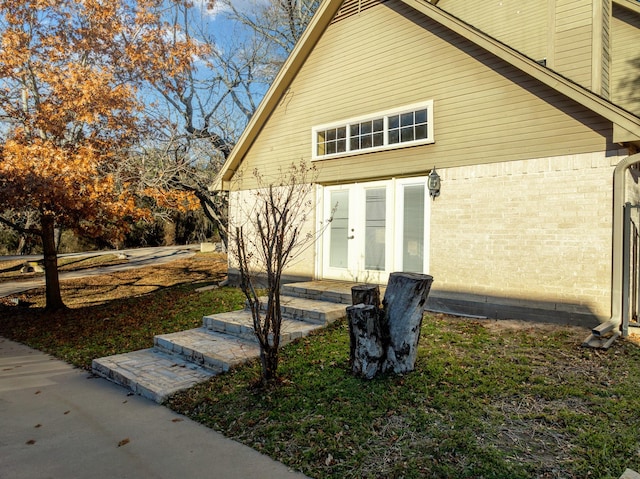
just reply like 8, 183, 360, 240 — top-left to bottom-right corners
203, 310, 321, 344
92, 281, 354, 403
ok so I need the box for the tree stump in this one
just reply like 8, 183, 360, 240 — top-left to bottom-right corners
348, 285, 382, 371
382, 272, 433, 374
351, 284, 381, 308
346, 304, 385, 379
348, 274, 433, 379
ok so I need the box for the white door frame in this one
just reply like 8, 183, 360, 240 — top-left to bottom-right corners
317, 177, 430, 283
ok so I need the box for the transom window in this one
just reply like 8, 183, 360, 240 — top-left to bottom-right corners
313, 101, 434, 160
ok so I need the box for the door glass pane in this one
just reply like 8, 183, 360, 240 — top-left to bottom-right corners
365, 188, 386, 271
329, 190, 349, 268
403, 185, 425, 273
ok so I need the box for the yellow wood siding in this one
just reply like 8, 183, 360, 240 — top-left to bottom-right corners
438, 0, 617, 97
436, 0, 548, 62
230, 0, 612, 189
611, 4, 640, 115
555, 0, 592, 30
554, 16, 593, 89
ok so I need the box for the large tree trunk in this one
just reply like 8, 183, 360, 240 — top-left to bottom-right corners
382, 273, 433, 374
41, 214, 66, 311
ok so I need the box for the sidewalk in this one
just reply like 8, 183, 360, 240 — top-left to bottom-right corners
0, 337, 310, 479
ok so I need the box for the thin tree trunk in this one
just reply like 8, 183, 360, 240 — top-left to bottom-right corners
260, 290, 282, 384
16, 213, 36, 255
41, 214, 65, 311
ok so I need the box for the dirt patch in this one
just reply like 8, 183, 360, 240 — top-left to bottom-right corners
479, 318, 589, 336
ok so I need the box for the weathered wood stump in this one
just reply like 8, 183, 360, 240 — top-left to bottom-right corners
346, 304, 385, 379
348, 284, 382, 372
351, 284, 381, 309
348, 273, 433, 379
382, 272, 433, 374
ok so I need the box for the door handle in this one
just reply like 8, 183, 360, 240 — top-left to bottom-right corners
348, 235, 354, 239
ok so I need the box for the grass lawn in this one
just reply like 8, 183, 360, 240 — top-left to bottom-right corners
1, 254, 640, 478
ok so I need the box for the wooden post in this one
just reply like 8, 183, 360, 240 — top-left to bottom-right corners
382, 272, 433, 374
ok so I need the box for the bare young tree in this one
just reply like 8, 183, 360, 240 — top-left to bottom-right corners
232, 161, 328, 384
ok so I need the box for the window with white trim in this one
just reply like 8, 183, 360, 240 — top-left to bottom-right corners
313, 101, 434, 160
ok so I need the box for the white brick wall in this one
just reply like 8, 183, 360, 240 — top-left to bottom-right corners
228, 150, 638, 322
430, 150, 629, 320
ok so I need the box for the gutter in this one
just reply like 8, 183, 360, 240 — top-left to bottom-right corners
584, 152, 640, 348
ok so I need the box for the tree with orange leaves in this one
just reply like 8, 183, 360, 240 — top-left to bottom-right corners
0, 0, 200, 310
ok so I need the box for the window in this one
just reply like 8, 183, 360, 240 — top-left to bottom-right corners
316, 126, 346, 156
313, 101, 433, 160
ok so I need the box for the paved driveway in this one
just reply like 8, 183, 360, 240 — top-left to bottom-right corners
0, 246, 200, 298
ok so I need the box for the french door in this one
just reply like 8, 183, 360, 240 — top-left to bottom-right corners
320, 178, 429, 283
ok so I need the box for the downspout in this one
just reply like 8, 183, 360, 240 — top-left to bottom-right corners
611, 152, 640, 326
586, 152, 640, 347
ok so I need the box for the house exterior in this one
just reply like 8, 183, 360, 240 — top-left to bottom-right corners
216, 0, 640, 328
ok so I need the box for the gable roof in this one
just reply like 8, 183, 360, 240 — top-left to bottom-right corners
215, 0, 640, 188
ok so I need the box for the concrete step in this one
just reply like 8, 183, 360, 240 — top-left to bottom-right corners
281, 280, 385, 306
92, 349, 217, 404
268, 295, 347, 325
203, 309, 323, 343
154, 328, 261, 373
281, 281, 355, 304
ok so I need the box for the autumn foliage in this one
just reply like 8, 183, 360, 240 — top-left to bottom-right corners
0, 0, 201, 310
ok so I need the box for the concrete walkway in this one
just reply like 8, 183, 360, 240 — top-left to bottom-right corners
0, 337, 309, 479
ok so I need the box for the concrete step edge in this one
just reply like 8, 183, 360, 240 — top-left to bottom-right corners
203, 311, 324, 341
92, 349, 217, 403
154, 328, 261, 373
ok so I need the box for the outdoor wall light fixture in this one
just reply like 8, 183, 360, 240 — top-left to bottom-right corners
428, 167, 441, 200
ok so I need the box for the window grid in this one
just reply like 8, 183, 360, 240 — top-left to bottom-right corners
314, 103, 432, 159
